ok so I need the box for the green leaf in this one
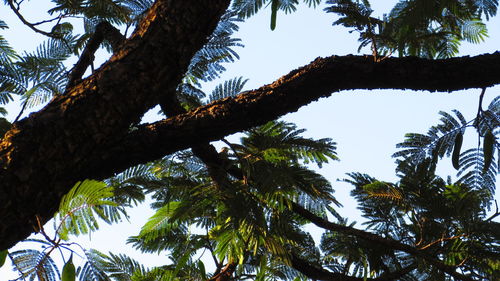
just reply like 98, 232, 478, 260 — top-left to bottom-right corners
61, 254, 76, 281
270, 0, 279, 30
452, 132, 463, 170
57, 179, 118, 240
139, 201, 182, 236
0, 249, 7, 268
197, 260, 207, 280
483, 130, 495, 173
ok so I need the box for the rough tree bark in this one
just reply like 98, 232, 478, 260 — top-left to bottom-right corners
0, 0, 232, 250
1, 0, 500, 251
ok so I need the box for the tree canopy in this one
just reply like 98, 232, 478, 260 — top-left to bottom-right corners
0, 0, 499, 280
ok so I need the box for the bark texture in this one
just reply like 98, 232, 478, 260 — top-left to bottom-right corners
0, 0, 499, 252
0, 0, 231, 250
91, 52, 500, 179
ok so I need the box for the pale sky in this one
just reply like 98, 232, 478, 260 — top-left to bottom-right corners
1, 1, 499, 279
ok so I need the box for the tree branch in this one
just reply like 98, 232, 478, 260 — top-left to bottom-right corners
291, 254, 367, 281
91, 52, 500, 180
290, 202, 474, 281
0, 0, 231, 250
67, 21, 126, 89
6, 0, 60, 38
208, 262, 237, 281
291, 254, 417, 281
155, 93, 456, 280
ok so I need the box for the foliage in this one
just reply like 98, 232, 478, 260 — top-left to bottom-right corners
232, 0, 322, 29
325, 0, 496, 59
344, 158, 498, 280
2, 179, 142, 281
175, 9, 246, 111
1, 1, 499, 281
126, 120, 337, 280
394, 95, 499, 195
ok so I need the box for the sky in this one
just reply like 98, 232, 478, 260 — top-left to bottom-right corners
1, 0, 499, 279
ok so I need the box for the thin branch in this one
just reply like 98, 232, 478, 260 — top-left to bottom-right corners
418, 234, 467, 250
208, 262, 237, 281
290, 202, 474, 281
13, 99, 29, 123
31, 14, 66, 26
66, 21, 126, 89
6, 0, 60, 38
476, 87, 486, 119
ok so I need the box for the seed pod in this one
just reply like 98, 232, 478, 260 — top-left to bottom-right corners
452, 132, 463, 170
0, 250, 8, 268
61, 254, 76, 281
483, 130, 495, 173
198, 260, 206, 280
270, 0, 279, 30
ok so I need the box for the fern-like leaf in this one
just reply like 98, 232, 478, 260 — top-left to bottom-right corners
457, 148, 497, 194
9, 249, 60, 281
208, 76, 248, 102
56, 180, 119, 240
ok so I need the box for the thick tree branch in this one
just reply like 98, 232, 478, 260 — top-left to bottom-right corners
0, 0, 231, 250
291, 254, 417, 281
92, 52, 500, 179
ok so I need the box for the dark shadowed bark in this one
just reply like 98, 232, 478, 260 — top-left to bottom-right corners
291, 254, 418, 281
0, 0, 231, 250
0, 0, 499, 252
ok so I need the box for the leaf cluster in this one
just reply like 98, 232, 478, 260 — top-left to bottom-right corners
394, 96, 499, 195
340, 157, 499, 280
326, 0, 497, 58
125, 121, 338, 280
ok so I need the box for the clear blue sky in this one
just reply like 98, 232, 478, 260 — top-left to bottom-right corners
1, 1, 499, 278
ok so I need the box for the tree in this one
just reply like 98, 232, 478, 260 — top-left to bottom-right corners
0, 0, 499, 280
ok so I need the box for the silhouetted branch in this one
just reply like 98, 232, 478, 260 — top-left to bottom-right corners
6, 0, 60, 38
67, 21, 126, 89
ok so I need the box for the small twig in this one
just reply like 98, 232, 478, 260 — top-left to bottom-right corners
456, 257, 468, 267
14, 100, 29, 123
418, 234, 467, 250
34, 215, 56, 244
413, 212, 425, 247
31, 14, 65, 26
206, 234, 221, 268
476, 87, 486, 119
378, 49, 394, 62
6, 0, 61, 38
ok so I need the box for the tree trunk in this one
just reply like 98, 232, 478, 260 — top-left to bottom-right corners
0, 0, 231, 250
